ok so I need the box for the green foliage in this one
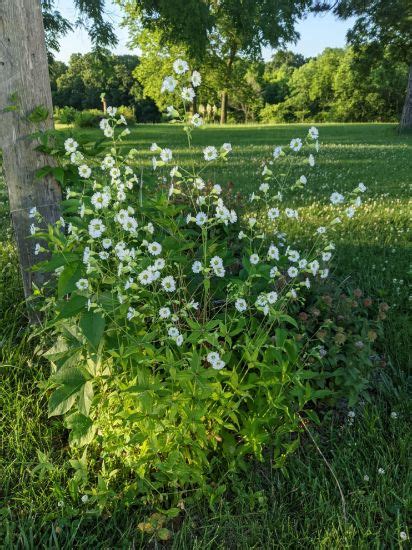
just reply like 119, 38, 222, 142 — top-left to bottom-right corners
54, 106, 77, 124
0, 122, 410, 546
73, 109, 103, 128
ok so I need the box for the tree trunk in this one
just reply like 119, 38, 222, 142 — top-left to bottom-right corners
400, 64, 412, 131
0, 0, 61, 309
220, 90, 228, 124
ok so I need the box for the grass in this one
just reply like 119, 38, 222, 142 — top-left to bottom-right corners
1, 123, 411, 548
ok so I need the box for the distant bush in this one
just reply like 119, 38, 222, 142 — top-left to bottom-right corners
73, 109, 103, 128
259, 103, 296, 124
54, 106, 77, 125
135, 98, 161, 123
117, 105, 135, 124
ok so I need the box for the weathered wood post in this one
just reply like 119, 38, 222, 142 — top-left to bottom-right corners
0, 0, 61, 306
400, 64, 412, 131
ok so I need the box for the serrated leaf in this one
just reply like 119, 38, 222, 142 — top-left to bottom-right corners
79, 311, 105, 349
65, 412, 96, 447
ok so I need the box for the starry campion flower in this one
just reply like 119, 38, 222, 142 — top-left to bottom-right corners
290, 138, 302, 152
203, 146, 218, 161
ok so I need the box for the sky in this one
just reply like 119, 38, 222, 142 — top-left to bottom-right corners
55, 0, 355, 63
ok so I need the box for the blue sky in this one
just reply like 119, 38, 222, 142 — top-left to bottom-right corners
55, 0, 355, 62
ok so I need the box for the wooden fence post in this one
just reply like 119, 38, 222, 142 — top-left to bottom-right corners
0, 0, 61, 309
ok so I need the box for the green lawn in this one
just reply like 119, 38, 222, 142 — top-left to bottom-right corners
1, 123, 411, 548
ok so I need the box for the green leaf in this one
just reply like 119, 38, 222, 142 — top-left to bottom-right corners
65, 412, 96, 447
35, 252, 80, 272
78, 381, 94, 416
27, 105, 49, 123
79, 311, 105, 349
56, 294, 87, 320
58, 263, 82, 298
49, 366, 90, 417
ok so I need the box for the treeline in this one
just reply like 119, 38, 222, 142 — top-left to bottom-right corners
51, 46, 407, 124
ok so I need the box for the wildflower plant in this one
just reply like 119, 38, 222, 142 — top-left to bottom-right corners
33, 60, 369, 506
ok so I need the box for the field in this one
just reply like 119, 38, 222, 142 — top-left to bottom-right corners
1, 123, 411, 548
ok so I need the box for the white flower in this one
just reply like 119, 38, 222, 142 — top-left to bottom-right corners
181, 87, 195, 102
213, 359, 225, 370
259, 183, 269, 193
127, 307, 136, 320
221, 143, 232, 153
207, 351, 221, 366
285, 208, 298, 219
195, 212, 208, 226
288, 266, 298, 278
194, 177, 205, 190
30, 223, 36, 235
191, 70, 202, 87
191, 113, 203, 127
363, 474, 369, 482
88, 218, 106, 238
320, 268, 329, 279
267, 291, 278, 304
161, 276, 176, 292
168, 326, 180, 338
290, 138, 302, 152
76, 278, 89, 291
346, 206, 355, 218
101, 155, 115, 169
154, 258, 165, 270
138, 270, 153, 285
102, 238, 112, 249
308, 126, 319, 140
309, 260, 319, 275
214, 266, 225, 277
110, 167, 120, 179
299, 259, 308, 269
29, 206, 38, 219
159, 307, 171, 319
175, 334, 184, 346
270, 266, 279, 278
104, 126, 114, 138
238, 231, 246, 240
268, 244, 279, 260
161, 76, 177, 93
91, 191, 110, 210
390, 411, 398, 419
81, 495, 89, 504
317, 226, 326, 234
400, 532, 407, 541
358, 182, 367, 192
150, 142, 160, 152
99, 251, 109, 260
248, 217, 257, 227
273, 146, 282, 159
288, 249, 300, 262
377, 468, 385, 475
330, 192, 344, 205
250, 254, 259, 265
173, 58, 189, 75
192, 261, 202, 273
235, 298, 247, 312
107, 106, 117, 117
64, 138, 78, 153
78, 164, 91, 179
160, 148, 173, 163
308, 154, 315, 166
322, 252, 332, 262
267, 207, 280, 221
148, 242, 162, 256
99, 118, 109, 130
209, 256, 223, 269
203, 146, 218, 161
299, 175, 307, 185
70, 151, 84, 165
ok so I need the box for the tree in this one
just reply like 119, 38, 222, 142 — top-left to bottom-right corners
0, 0, 117, 311
119, 0, 311, 123
53, 51, 139, 110
315, 0, 412, 129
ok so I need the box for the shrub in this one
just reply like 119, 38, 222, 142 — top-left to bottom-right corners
259, 102, 296, 124
135, 98, 161, 123
117, 105, 135, 124
54, 106, 77, 125
32, 63, 372, 509
74, 109, 103, 128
